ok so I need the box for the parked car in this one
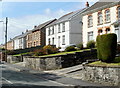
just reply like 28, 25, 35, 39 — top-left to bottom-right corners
59, 44, 77, 52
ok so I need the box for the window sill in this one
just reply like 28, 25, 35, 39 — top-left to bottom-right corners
104, 21, 111, 24
97, 23, 103, 26
88, 25, 93, 28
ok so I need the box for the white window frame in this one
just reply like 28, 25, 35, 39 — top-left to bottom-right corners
88, 15, 93, 27
58, 24, 61, 33
88, 31, 93, 41
118, 7, 120, 19
52, 37, 54, 45
98, 12, 103, 24
105, 9, 110, 22
62, 22, 65, 32
115, 26, 120, 42
62, 35, 65, 45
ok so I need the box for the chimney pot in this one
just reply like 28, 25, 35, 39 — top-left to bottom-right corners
26, 29, 28, 32
86, 2, 89, 7
34, 25, 37, 29
22, 32, 24, 34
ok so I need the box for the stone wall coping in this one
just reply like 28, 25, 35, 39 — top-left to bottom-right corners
39, 54, 68, 58
83, 64, 120, 68
23, 54, 68, 58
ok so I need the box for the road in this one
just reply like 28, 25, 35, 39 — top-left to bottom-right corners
0, 63, 115, 88
1, 64, 74, 88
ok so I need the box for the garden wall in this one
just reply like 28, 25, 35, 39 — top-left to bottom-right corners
7, 55, 23, 63
23, 49, 97, 70
83, 64, 120, 86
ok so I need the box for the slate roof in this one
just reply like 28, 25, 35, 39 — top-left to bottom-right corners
82, 0, 120, 15
32, 19, 56, 31
13, 30, 32, 40
46, 8, 87, 27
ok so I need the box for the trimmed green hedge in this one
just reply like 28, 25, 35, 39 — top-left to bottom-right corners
87, 40, 95, 49
96, 33, 117, 62
65, 46, 76, 52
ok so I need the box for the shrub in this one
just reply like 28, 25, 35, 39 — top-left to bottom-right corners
34, 49, 44, 56
87, 40, 95, 49
96, 33, 117, 63
117, 44, 120, 54
114, 57, 120, 63
43, 45, 58, 54
76, 43, 83, 50
65, 46, 76, 52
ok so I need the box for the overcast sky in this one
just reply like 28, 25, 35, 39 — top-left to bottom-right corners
0, 0, 97, 45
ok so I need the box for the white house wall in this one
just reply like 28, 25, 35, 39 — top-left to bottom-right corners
83, 5, 119, 47
14, 39, 19, 50
46, 21, 70, 48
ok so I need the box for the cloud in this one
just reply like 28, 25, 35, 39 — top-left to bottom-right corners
45, 8, 51, 14
0, 8, 70, 44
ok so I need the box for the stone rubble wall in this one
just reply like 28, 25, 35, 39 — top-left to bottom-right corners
7, 55, 23, 63
82, 65, 120, 86
7, 49, 97, 70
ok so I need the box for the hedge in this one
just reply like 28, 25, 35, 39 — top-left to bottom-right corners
96, 33, 117, 63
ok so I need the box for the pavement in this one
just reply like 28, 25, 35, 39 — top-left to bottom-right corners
2, 62, 120, 88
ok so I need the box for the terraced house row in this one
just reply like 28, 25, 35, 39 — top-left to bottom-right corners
1, 1, 120, 50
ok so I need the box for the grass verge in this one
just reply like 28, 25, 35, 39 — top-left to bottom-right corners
89, 61, 120, 66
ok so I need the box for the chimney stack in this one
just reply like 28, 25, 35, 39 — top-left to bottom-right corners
22, 32, 24, 34
86, 2, 89, 7
26, 29, 28, 32
34, 25, 37, 29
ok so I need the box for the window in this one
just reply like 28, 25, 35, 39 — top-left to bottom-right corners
62, 35, 65, 45
88, 31, 93, 41
106, 28, 110, 34
58, 24, 60, 33
98, 12, 103, 24
36, 41, 39, 46
115, 27, 119, 42
52, 37, 54, 45
48, 38, 50, 45
48, 28, 51, 35
52, 26, 54, 34
98, 29, 103, 35
105, 9, 110, 22
88, 15, 93, 27
58, 36, 60, 47
62, 23, 65, 32
34, 42, 36, 46
118, 7, 120, 19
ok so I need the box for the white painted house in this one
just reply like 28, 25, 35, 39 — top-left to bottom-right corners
46, 7, 88, 49
13, 31, 31, 50
82, 1, 120, 47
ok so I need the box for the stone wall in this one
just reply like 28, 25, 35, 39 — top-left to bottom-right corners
23, 56, 62, 70
83, 65, 120, 86
7, 55, 23, 63
23, 49, 97, 70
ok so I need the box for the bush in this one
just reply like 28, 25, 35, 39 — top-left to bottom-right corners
34, 49, 45, 56
114, 57, 120, 63
65, 46, 76, 52
96, 33, 117, 63
87, 40, 95, 49
76, 43, 83, 50
43, 45, 58, 54
117, 44, 120, 54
